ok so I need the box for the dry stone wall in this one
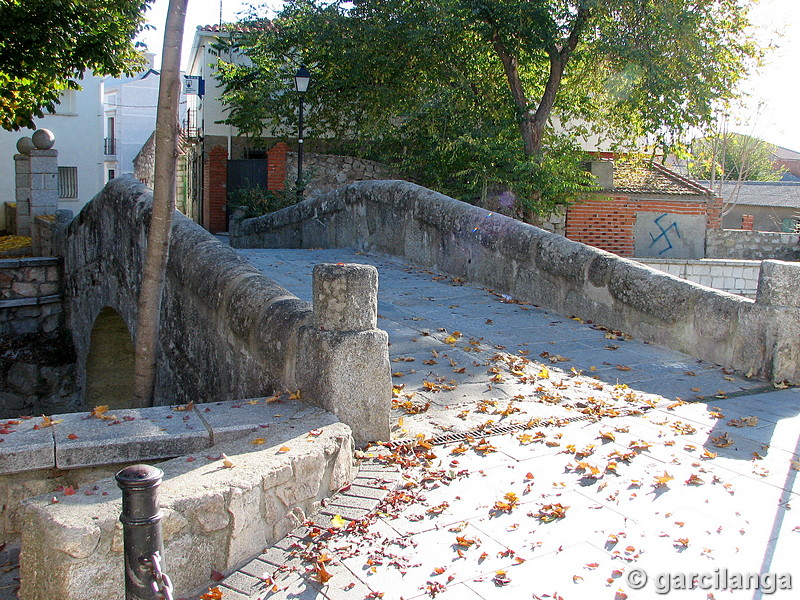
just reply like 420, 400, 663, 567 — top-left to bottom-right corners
233, 180, 800, 384
706, 229, 800, 261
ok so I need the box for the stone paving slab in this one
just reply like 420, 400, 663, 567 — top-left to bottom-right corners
184, 247, 800, 600
53, 404, 211, 469
0, 416, 55, 474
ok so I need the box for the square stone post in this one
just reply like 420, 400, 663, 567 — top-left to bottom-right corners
14, 152, 31, 236
296, 263, 391, 445
754, 260, 800, 383
29, 147, 59, 217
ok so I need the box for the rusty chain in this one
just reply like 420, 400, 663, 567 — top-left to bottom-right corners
140, 551, 174, 600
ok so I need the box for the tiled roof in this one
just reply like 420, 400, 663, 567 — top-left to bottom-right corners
699, 181, 800, 209
610, 160, 713, 196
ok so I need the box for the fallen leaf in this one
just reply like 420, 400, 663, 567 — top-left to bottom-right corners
251, 438, 266, 445
330, 514, 347, 528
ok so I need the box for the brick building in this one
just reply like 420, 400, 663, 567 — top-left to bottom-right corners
566, 160, 721, 259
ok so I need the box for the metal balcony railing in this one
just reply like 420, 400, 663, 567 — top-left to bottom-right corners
104, 137, 116, 155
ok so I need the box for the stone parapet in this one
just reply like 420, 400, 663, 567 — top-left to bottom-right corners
61, 177, 390, 445
233, 180, 800, 384
15, 403, 353, 600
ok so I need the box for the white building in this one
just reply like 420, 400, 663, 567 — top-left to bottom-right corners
0, 74, 106, 228
103, 53, 162, 180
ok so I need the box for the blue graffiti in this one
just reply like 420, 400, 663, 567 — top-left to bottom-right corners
648, 213, 681, 255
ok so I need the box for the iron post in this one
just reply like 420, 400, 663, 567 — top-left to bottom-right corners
116, 464, 167, 600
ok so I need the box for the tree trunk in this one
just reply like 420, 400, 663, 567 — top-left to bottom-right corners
132, 0, 188, 407
491, 6, 590, 160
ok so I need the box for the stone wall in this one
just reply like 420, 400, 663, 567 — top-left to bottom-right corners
6, 400, 354, 599
61, 177, 390, 443
638, 258, 762, 299
286, 151, 393, 198
0, 257, 63, 337
705, 228, 800, 260
233, 179, 800, 384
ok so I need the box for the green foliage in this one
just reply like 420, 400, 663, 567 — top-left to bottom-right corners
216, 0, 760, 214
227, 185, 300, 219
0, 0, 152, 131
689, 133, 786, 182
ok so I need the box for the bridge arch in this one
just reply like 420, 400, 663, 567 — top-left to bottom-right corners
85, 306, 137, 409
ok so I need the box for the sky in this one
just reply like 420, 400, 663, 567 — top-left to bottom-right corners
138, 0, 800, 151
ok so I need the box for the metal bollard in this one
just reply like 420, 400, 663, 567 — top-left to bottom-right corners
116, 464, 173, 600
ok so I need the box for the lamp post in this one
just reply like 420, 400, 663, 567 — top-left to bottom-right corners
294, 65, 311, 201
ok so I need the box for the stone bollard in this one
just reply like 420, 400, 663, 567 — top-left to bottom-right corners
754, 260, 800, 383
296, 263, 391, 445
756, 260, 800, 308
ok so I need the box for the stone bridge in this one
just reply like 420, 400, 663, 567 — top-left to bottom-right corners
61, 177, 391, 444
233, 179, 800, 385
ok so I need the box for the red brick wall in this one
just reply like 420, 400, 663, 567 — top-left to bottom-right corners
267, 142, 288, 191
204, 145, 228, 233
565, 196, 718, 257
741, 214, 754, 230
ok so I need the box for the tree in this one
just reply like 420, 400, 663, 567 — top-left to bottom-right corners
690, 133, 785, 183
0, 0, 152, 131
132, 0, 188, 406
217, 0, 761, 217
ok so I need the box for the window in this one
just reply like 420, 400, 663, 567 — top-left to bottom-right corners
55, 89, 77, 115
782, 218, 798, 233
107, 169, 115, 181
58, 167, 78, 198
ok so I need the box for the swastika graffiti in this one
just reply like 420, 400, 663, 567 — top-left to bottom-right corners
648, 213, 681, 255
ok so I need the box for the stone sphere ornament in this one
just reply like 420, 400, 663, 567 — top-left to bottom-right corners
16, 136, 35, 154
32, 129, 56, 150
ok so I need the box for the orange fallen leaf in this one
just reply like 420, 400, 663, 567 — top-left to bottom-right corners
278, 446, 291, 453
67, 433, 78, 440
251, 438, 266, 445
313, 561, 334, 584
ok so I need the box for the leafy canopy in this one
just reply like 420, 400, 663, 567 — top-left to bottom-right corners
0, 0, 152, 131
689, 132, 785, 182
216, 0, 760, 214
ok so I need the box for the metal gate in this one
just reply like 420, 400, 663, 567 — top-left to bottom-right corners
227, 159, 268, 197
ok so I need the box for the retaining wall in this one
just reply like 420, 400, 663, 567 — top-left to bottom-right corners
61, 177, 390, 443
233, 180, 800, 384
3, 400, 353, 600
706, 228, 800, 261
0, 257, 63, 337
638, 258, 762, 299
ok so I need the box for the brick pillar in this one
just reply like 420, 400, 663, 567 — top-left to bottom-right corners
204, 145, 228, 233
706, 196, 722, 229
741, 214, 754, 230
267, 142, 288, 191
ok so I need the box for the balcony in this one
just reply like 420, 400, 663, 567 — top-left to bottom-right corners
104, 137, 116, 156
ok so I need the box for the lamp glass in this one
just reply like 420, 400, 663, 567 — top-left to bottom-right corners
294, 66, 311, 93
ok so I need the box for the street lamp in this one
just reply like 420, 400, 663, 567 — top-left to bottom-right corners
294, 65, 311, 201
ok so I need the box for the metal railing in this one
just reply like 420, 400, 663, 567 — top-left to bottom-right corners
104, 137, 117, 155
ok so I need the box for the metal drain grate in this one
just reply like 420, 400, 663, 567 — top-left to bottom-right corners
388, 413, 596, 448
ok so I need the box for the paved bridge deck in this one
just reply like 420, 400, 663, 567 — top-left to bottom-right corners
194, 247, 799, 600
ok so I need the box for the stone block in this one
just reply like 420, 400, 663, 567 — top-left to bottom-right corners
196, 398, 337, 445
756, 260, 800, 308
297, 327, 391, 445
53, 405, 211, 469
0, 416, 56, 474
312, 263, 378, 332
19, 419, 354, 600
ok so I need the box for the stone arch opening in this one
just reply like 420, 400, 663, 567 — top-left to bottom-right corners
85, 306, 140, 409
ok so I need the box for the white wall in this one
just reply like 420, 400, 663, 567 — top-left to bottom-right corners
104, 71, 161, 177
1, 74, 106, 227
